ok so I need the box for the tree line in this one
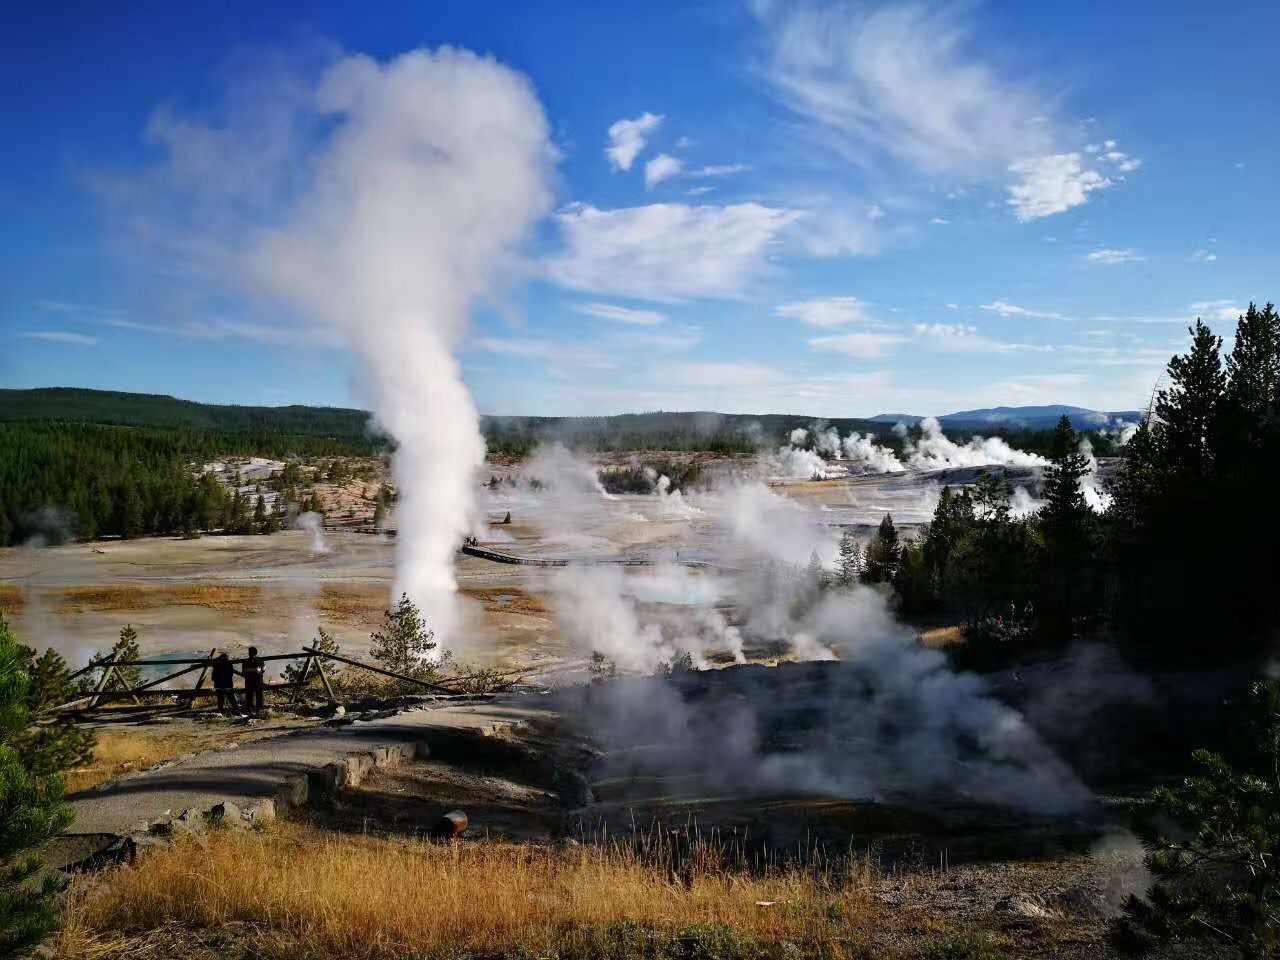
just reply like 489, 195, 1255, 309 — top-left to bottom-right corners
843, 303, 1279, 669
0, 422, 376, 546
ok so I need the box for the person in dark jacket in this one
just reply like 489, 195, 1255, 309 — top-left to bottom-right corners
242, 646, 266, 717
211, 652, 239, 715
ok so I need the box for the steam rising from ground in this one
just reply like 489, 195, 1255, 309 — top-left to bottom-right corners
533, 447, 1089, 814
295, 511, 329, 554
904, 417, 1048, 470
249, 49, 554, 646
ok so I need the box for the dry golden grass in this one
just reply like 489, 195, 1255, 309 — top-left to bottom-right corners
63, 730, 209, 795
314, 583, 385, 627
64, 725, 301, 795
0, 584, 22, 615
918, 625, 966, 648
460, 585, 549, 616
56, 585, 265, 615
55, 824, 895, 960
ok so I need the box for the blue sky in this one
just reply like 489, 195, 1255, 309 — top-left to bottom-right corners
2, 0, 1276, 417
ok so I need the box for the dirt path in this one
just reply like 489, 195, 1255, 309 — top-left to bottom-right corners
64, 697, 557, 840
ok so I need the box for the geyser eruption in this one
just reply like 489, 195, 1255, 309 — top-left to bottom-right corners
251, 49, 555, 645
295, 511, 329, 554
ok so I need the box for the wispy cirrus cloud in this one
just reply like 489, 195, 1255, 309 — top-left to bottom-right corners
911, 323, 1050, 354
807, 330, 906, 358
99, 315, 337, 346
644, 155, 749, 189
1086, 247, 1143, 265
573, 302, 667, 326
755, 1, 1051, 174
754, 2, 1139, 222
980, 299, 1072, 321
19, 330, 98, 347
657, 360, 785, 389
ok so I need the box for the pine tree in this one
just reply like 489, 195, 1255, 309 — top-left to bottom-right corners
1157, 319, 1226, 479
1224, 303, 1280, 436
109, 625, 142, 692
1041, 416, 1089, 524
372, 499, 387, 529
1036, 416, 1094, 647
252, 494, 267, 533
837, 530, 861, 587
370, 594, 442, 690
25, 649, 75, 714
0, 614, 75, 954
862, 513, 901, 584
115, 484, 142, 539
228, 489, 246, 534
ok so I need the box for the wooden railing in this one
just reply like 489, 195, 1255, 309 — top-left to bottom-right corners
54, 644, 458, 713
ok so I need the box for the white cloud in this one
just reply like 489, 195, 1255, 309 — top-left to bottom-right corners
792, 201, 882, 257
692, 163, 748, 177
990, 372, 1090, 397
619, 325, 702, 352
1105, 150, 1142, 173
807, 331, 906, 358
644, 153, 682, 187
775, 296, 877, 328
980, 300, 1071, 320
1190, 249, 1218, 262
573, 302, 667, 326
754, 2, 1053, 175
945, 303, 959, 310
1007, 153, 1113, 221
1086, 247, 1142, 264
547, 201, 799, 300
605, 112, 663, 171
930, 216, 950, 225
865, 204, 885, 220
911, 323, 1040, 354
1190, 299, 1241, 321
658, 360, 784, 388
19, 330, 98, 346
476, 336, 617, 372
643, 158, 746, 189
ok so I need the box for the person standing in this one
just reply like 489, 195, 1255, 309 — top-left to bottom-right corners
210, 652, 239, 716
242, 646, 266, 717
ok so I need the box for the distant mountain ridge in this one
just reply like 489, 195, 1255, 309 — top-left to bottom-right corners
2, 387, 1140, 440
871, 404, 1143, 431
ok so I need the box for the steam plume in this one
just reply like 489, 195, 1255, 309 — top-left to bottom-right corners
250, 49, 555, 645
295, 511, 329, 554
906, 417, 1048, 470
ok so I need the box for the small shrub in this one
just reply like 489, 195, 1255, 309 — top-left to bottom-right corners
921, 932, 1006, 960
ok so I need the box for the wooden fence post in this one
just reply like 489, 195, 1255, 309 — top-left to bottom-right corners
290, 653, 313, 704
87, 655, 116, 710
191, 648, 217, 702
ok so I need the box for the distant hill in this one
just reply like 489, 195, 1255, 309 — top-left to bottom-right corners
0, 387, 374, 438
872, 404, 1143, 431
1, 387, 1138, 454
